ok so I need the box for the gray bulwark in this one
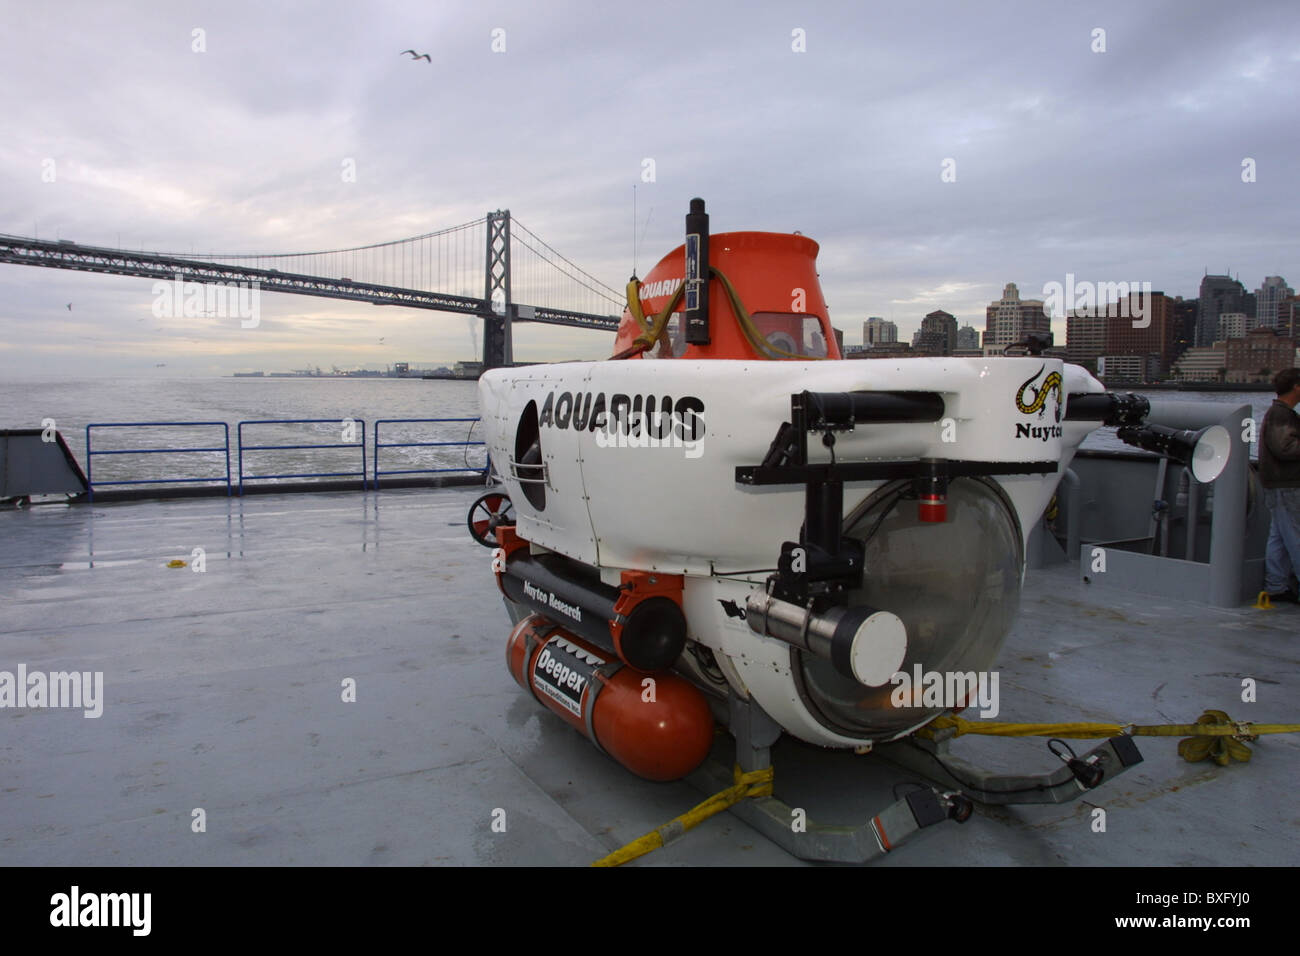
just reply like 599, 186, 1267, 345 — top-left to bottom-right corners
1073, 403, 1262, 607
0, 429, 88, 498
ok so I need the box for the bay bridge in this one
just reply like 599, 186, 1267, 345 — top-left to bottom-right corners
0, 211, 625, 369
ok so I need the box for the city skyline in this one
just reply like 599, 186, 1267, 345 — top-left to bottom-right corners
856, 269, 1292, 345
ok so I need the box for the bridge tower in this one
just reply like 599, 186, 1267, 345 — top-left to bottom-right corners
482, 210, 512, 370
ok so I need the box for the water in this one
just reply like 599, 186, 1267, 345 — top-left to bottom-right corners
0, 377, 484, 489
0, 378, 1270, 488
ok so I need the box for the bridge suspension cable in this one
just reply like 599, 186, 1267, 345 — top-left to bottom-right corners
168, 218, 490, 298
0, 210, 625, 367
510, 218, 624, 316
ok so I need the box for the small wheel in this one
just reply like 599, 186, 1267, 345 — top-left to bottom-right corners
467, 491, 514, 547
946, 792, 974, 824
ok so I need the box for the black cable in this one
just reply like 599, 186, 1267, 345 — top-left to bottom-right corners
1047, 738, 1076, 763
464, 418, 477, 470
858, 488, 905, 548
687, 644, 728, 685
904, 740, 1072, 797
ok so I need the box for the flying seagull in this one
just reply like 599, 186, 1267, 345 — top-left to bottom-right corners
400, 50, 431, 62
66, 303, 72, 310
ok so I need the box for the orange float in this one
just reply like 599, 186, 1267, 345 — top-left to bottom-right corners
506, 614, 714, 782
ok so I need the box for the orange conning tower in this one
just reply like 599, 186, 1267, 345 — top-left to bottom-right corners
611, 231, 841, 361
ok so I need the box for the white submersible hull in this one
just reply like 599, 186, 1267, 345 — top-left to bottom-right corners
478, 356, 1105, 749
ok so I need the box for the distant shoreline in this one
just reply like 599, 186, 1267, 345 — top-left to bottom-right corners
1129, 382, 1274, 392
227, 374, 476, 380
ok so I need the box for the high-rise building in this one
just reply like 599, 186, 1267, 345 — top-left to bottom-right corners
1064, 291, 1176, 379
1255, 276, 1294, 329
1278, 296, 1300, 341
956, 324, 979, 350
912, 310, 959, 355
1110, 291, 1176, 376
983, 283, 1051, 353
1196, 275, 1247, 347
1170, 297, 1198, 363
862, 317, 898, 347
1065, 311, 1107, 367
1216, 312, 1258, 341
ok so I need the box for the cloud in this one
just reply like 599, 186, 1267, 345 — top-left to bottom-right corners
890, 282, 990, 307
1, 0, 1297, 371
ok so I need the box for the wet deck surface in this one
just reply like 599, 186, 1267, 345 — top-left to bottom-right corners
1, 488, 1296, 866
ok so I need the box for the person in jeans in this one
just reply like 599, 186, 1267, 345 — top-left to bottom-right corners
1259, 367, 1300, 603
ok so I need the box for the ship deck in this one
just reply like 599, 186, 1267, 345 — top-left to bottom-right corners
1, 487, 1295, 866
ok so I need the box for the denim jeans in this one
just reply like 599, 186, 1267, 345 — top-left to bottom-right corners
1264, 487, 1300, 593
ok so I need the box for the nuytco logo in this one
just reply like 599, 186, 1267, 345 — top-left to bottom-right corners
1014, 365, 1063, 442
50, 886, 151, 936
889, 664, 1000, 718
0, 665, 103, 717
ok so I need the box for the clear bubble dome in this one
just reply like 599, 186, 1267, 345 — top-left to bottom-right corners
794, 477, 1024, 740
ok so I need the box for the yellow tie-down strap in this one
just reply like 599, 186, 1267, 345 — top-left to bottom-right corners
921, 709, 1300, 767
591, 764, 775, 867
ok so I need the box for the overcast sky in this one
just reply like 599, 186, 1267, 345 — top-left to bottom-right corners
2, 0, 1297, 378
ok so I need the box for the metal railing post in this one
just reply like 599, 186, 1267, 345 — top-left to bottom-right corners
236, 419, 368, 492
84, 422, 231, 498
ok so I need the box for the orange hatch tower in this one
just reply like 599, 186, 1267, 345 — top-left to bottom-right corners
611, 198, 841, 362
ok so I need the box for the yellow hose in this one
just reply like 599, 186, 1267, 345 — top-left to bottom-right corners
622, 267, 829, 361
709, 266, 822, 361
625, 277, 650, 335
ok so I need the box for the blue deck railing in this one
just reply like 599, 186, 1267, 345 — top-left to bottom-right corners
81, 417, 485, 497
85, 422, 232, 502
373, 418, 487, 482
237, 419, 368, 494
